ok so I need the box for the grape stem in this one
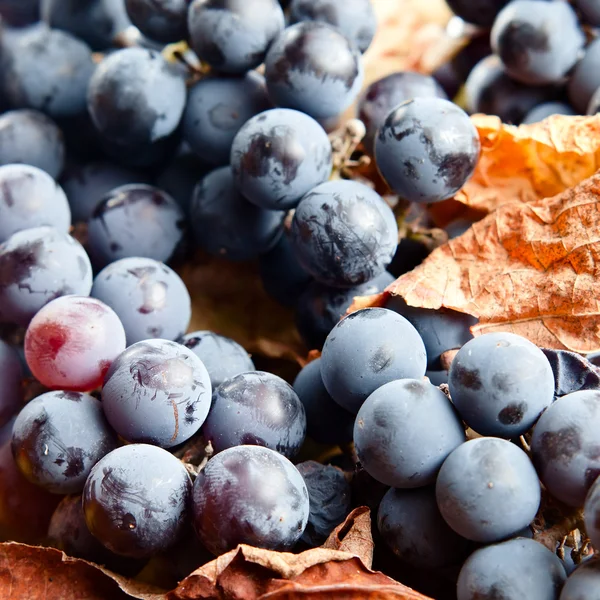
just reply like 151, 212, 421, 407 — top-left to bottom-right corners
329, 119, 371, 179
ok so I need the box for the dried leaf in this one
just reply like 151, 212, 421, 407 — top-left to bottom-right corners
322, 507, 374, 569
362, 173, 600, 354
455, 114, 600, 213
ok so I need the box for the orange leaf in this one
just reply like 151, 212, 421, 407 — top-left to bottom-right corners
456, 114, 600, 213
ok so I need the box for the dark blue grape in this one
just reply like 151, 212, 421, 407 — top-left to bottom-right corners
436, 437, 541, 542
180, 330, 255, 390
358, 72, 447, 154
568, 40, 600, 114
290, 180, 398, 288
0, 164, 71, 243
91, 257, 191, 345
201, 371, 306, 458
531, 390, 600, 507
87, 184, 185, 269
188, 0, 285, 74
574, 0, 600, 26
230, 108, 332, 210
378, 486, 471, 568
522, 102, 577, 124
192, 445, 309, 555
387, 236, 431, 278
426, 369, 448, 386
457, 537, 567, 600
321, 308, 427, 413
190, 166, 285, 261
293, 359, 354, 446
87, 48, 186, 145
446, 0, 511, 26
584, 476, 600, 551
0, 0, 39, 26
296, 460, 351, 546
0, 110, 64, 178
375, 98, 480, 204
559, 557, 600, 600
296, 271, 394, 350
182, 72, 271, 166
0, 26, 95, 119
448, 332, 555, 438
355, 378, 465, 487
102, 339, 212, 448
0, 341, 22, 428
385, 295, 476, 370
0, 227, 93, 327
125, 0, 188, 43
11, 391, 118, 494
491, 1, 585, 86
588, 87, 600, 115
61, 161, 152, 223
83, 444, 192, 558
264, 22, 364, 120
41, 0, 131, 51
289, 0, 376, 53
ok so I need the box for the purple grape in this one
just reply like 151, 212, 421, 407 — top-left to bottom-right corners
522, 102, 577, 125
584, 476, 600, 553
125, 0, 188, 43
568, 39, 600, 114
559, 557, 600, 600
0, 341, 22, 428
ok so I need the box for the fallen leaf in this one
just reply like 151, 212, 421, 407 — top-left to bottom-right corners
322, 507, 374, 569
455, 114, 600, 213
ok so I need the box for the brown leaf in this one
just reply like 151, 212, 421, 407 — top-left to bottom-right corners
322, 507, 374, 569
455, 114, 600, 213
371, 173, 600, 353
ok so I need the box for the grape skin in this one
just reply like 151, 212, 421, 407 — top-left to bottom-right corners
354, 378, 466, 488
321, 308, 427, 414
11, 391, 118, 494
91, 257, 191, 345
584, 476, 600, 552
445, 0, 511, 27
531, 390, 600, 507
522, 102, 576, 125
201, 371, 306, 458
574, 0, 600, 26
0, 341, 22, 428
436, 438, 541, 543
230, 108, 332, 210
102, 339, 212, 448
192, 445, 309, 555
559, 557, 600, 600
125, 0, 189, 43
0, 227, 93, 327
568, 39, 600, 114
83, 444, 192, 558
457, 537, 567, 600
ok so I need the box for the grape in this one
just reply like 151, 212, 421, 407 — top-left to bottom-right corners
87, 184, 185, 269
296, 271, 394, 350
355, 378, 466, 487
24, 296, 126, 391
377, 486, 471, 569
293, 359, 354, 446
385, 296, 476, 370
83, 444, 192, 558
296, 461, 351, 546
0, 442, 61, 543
587, 86, 600, 115
559, 557, 600, 600
290, 180, 398, 288
568, 39, 600, 114
11, 391, 118, 494
491, 1, 585, 86
321, 308, 427, 413
448, 332, 555, 438
1, 26, 95, 119
358, 72, 447, 154
457, 537, 567, 600
375, 98, 480, 204
182, 72, 271, 166
584, 476, 600, 551
179, 331, 255, 390
102, 339, 212, 448
188, 0, 285, 74
41, 0, 131, 51
0, 227, 93, 327
201, 371, 306, 458
0, 109, 64, 178
0, 0, 39, 26
0, 341, 22, 428
445, 0, 511, 27
426, 369, 448, 386
289, 0, 377, 54
230, 108, 332, 210
264, 22, 364, 120
574, 0, 600, 26
0, 164, 71, 243
522, 102, 577, 125
87, 48, 186, 145
192, 445, 309, 555
387, 236, 431, 277
531, 390, 600, 507
125, 0, 189, 43
259, 233, 312, 307
465, 55, 559, 124
436, 437, 541, 542
191, 166, 285, 260
91, 257, 191, 345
